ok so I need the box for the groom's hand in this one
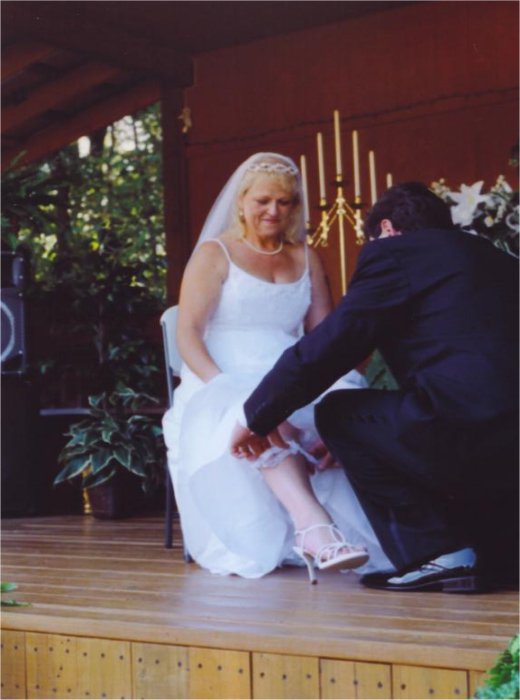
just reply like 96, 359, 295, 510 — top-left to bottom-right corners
230, 422, 271, 460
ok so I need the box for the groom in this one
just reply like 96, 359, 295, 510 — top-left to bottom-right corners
231, 181, 519, 593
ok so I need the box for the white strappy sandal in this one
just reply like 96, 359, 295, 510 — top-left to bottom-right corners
293, 523, 369, 584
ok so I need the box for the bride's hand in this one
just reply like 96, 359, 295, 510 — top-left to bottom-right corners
277, 420, 302, 444
307, 439, 338, 472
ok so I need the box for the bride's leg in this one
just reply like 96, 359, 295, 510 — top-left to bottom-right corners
260, 454, 328, 530
260, 454, 358, 559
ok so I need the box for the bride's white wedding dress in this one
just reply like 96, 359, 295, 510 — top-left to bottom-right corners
162, 240, 393, 578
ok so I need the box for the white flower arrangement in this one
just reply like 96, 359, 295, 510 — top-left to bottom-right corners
431, 175, 519, 257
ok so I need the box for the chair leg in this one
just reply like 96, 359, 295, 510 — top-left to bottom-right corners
164, 463, 174, 549
183, 542, 192, 562
164, 459, 193, 561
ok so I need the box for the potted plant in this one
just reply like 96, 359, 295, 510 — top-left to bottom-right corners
53, 384, 165, 519
2, 113, 169, 516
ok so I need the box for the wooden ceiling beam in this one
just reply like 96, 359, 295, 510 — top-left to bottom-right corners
2, 80, 161, 169
2, 61, 124, 134
2, 2, 193, 86
1, 39, 56, 81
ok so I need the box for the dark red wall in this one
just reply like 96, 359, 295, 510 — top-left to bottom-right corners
181, 1, 518, 299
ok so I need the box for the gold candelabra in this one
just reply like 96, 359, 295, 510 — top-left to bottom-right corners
300, 112, 393, 296
307, 182, 365, 295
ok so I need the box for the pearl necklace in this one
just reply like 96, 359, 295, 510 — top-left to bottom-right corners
241, 237, 284, 256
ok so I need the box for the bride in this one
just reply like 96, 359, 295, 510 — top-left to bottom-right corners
162, 152, 393, 582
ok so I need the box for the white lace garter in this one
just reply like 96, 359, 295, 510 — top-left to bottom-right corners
252, 439, 319, 470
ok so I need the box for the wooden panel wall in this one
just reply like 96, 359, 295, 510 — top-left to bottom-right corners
180, 1, 518, 299
2, 629, 489, 699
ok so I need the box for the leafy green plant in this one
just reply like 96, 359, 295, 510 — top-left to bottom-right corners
475, 635, 519, 699
1, 582, 30, 607
54, 385, 165, 493
32, 229, 165, 403
2, 105, 167, 408
1, 155, 67, 250
364, 349, 400, 390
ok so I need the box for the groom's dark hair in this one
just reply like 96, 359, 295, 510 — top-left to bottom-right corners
364, 181, 454, 239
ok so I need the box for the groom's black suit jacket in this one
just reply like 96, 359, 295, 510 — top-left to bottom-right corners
244, 227, 518, 571
244, 228, 518, 438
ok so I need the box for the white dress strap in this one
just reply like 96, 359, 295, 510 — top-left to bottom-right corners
203, 238, 232, 263
304, 242, 310, 271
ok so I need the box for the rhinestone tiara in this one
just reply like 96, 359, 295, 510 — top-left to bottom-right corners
247, 162, 299, 176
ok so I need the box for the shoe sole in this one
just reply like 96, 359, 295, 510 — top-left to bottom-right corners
320, 552, 370, 572
365, 575, 488, 593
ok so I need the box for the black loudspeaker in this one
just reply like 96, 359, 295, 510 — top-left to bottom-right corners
1, 248, 36, 515
1, 374, 38, 516
1, 250, 28, 375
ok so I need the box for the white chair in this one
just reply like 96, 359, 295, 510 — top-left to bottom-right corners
160, 305, 191, 560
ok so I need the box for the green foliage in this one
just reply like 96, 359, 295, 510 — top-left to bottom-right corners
32, 226, 165, 398
2, 105, 168, 492
1, 582, 30, 607
364, 349, 400, 390
54, 384, 165, 493
1, 155, 67, 249
1, 103, 167, 405
475, 635, 519, 699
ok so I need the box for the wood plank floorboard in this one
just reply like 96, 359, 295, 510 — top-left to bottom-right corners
2, 515, 518, 674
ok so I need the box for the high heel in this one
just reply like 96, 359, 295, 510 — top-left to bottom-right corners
293, 523, 369, 585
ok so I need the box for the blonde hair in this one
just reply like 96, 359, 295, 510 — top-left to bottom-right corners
230, 164, 303, 245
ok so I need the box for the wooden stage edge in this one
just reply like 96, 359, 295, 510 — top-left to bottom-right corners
1, 515, 518, 699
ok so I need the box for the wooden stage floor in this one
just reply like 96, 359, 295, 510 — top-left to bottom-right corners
1, 515, 518, 699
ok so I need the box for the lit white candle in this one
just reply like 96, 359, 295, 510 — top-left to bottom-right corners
386, 172, 393, 188
317, 132, 326, 201
369, 150, 377, 205
333, 110, 342, 177
300, 154, 310, 225
352, 130, 361, 199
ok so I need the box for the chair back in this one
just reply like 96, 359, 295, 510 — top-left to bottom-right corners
160, 305, 182, 408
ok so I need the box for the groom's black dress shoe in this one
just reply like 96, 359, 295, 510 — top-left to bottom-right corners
360, 561, 488, 593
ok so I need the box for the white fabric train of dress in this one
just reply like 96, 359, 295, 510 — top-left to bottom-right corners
162, 240, 393, 578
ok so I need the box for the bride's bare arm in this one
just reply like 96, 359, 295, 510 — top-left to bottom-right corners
301, 247, 339, 469
304, 248, 333, 332
176, 242, 228, 382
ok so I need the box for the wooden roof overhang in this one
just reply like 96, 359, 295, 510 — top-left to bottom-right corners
1, 1, 415, 169
2, 2, 193, 168
1, 1, 414, 299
